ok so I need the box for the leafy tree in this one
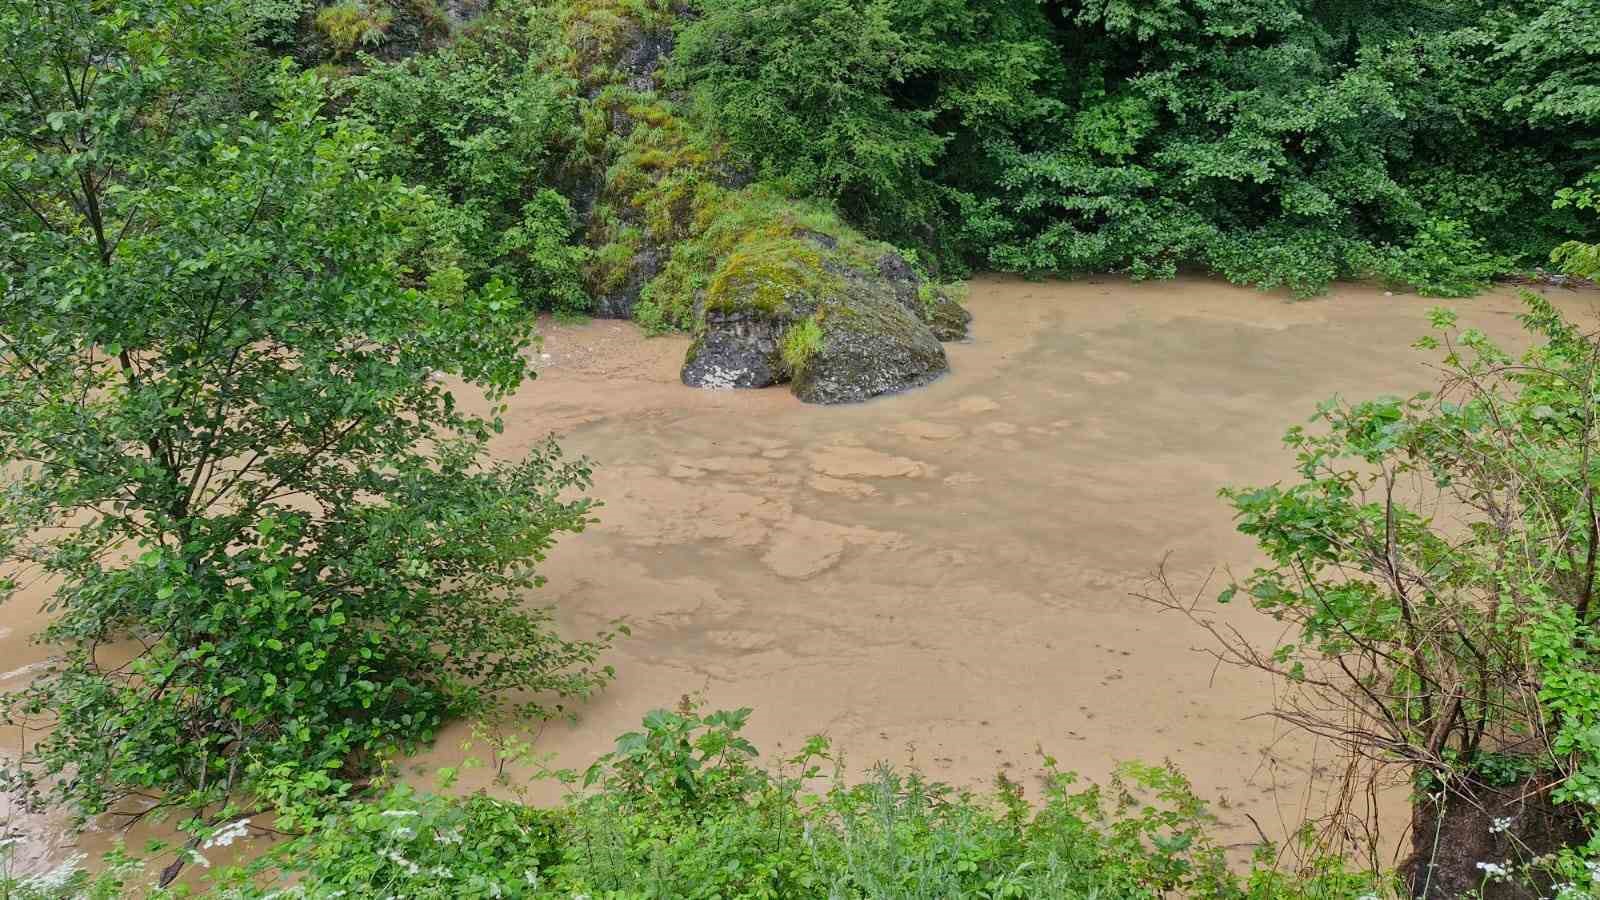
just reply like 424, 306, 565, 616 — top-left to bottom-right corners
0, 0, 612, 829
671, 0, 1059, 270
1497, 0, 1600, 129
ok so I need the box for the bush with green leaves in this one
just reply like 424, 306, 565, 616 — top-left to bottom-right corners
1146, 288, 1600, 888
345, 31, 593, 313
1554, 172, 1600, 281
214, 701, 1400, 899
1364, 218, 1509, 298
670, 0, 1058, 274
0, 0, 613, 834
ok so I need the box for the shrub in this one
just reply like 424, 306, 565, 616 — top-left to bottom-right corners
225, 702, 1404, 898
1553, 172, 1600, 280
241, 0, 310, 47
1366, 219, 1509, 297
1205, 226, 1355, 298
347, 30, 591, 311
1150, 291, 1600, 889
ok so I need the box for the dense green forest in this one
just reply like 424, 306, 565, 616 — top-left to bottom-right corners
674, 0, 1599, 293
2, 0, 1600, 894
297, 0, 1599, 303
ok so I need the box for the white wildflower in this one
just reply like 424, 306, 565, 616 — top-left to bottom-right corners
383, 849, 421, 876
525, 870, 540, 886
1477, 860, 1511, 881
1489, 816, 1514, 834
429, 865, 452, 879
390, 826, 417, 841
434, 826, 463, 845
203, 817, 252, 849
380, 809, 420, 818
187, 847, 212, 869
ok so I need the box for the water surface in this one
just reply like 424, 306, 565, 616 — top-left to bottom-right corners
6, 275, 1594, 876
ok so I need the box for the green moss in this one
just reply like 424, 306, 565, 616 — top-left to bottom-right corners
780, 314, 823, 375
703, 238, 838, 317
587, 225, 642, 294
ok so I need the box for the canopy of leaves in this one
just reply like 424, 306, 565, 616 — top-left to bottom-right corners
344, 27, 594, 313
673, 0, 1600, 293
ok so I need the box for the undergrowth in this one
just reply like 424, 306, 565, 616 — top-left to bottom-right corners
93, 701, 1401, 898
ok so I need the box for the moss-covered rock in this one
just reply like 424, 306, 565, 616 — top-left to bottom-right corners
679, 233, 835, 389
869, 249, 971, 341
790, 290, 947, 404
681, 229, 953, 403
679, 308, 787, 389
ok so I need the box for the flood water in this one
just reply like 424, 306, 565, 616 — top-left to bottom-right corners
5, 275, 1597, 879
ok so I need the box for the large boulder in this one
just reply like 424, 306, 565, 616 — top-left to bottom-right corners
679, 238, 827, 389
680, 235, 961, 404
789, 290, 947, 404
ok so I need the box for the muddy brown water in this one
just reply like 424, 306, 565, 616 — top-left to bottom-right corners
4, 275, 1596, 881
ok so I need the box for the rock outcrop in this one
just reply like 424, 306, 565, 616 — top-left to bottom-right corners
679, 308, 785, 389
789, 283, 948, 404
679, 232, 968, 404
